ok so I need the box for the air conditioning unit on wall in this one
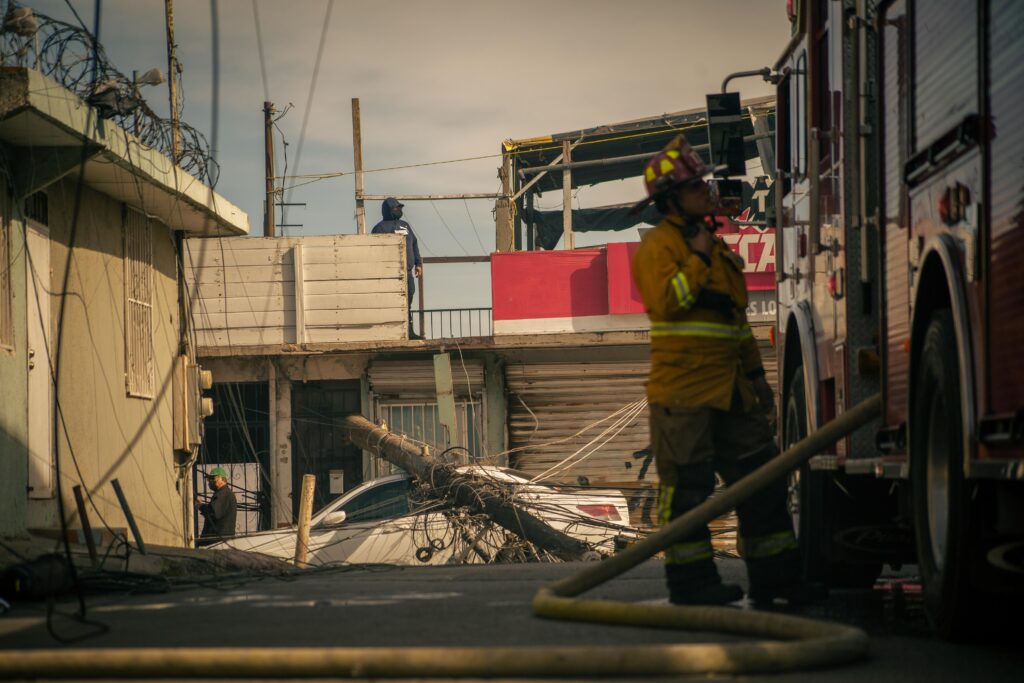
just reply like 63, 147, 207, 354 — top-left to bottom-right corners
173, 355, 214, 453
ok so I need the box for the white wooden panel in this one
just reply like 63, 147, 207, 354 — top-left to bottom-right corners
195, 309, 295, 328
198, 248, 293, 267
303, 292, 406, 311
185, 233, 406, 349
196, 327, 288, 347
301, 244, 401, 264
304, 307, 406, 326
192, 295, 294, 315
191, 281, 292, 299
303, 261, 404, 280
302, 279, 404, 296
304, 323, 406, 344
188, 264, 291, 284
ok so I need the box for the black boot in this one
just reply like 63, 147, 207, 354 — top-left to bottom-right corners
666, 562, 743, 606
671, 579, 745, 606
746, 549, 824, 608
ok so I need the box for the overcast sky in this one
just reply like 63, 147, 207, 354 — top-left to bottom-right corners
31, 0, 790, 308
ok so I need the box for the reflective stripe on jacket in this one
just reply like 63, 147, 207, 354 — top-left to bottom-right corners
632, 215, 764, 410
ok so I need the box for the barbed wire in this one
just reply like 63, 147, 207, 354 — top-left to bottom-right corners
0, 2, 219, 186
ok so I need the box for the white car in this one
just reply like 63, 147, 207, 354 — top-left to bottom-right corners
212, 466, 637, 567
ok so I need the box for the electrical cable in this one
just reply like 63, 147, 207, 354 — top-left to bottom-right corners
250, 0, 269, 103
428, 200, 471, 257
283, 0, 334, 227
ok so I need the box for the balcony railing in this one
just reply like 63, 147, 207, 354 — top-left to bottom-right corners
413, 308, 492, 340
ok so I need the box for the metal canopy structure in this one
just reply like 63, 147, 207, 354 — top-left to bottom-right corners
505, 95, 775, 194
496, 96, 775, 251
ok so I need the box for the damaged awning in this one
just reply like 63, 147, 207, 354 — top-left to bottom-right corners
506, 96, 775, 194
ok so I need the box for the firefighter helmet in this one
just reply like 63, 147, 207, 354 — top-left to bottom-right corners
632, 135, 710, 213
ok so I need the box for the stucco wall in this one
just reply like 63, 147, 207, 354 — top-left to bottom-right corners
26, 178, 184, 547
0, 185, 29, 537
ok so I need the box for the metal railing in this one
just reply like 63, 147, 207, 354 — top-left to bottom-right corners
413, 308, 492, 340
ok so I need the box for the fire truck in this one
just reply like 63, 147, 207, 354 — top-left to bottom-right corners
720, 0, 1024, 637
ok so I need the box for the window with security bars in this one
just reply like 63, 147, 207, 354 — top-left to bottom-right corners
0, 184, 13, 351
124, 207, 154, 398
376, 400, 481, 475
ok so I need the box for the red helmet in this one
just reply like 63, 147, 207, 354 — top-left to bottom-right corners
632, 135, 710, 212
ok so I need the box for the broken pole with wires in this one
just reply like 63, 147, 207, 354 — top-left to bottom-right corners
341, 415, 591, 561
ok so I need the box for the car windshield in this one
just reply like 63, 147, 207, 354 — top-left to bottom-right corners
339, 478, 414, 523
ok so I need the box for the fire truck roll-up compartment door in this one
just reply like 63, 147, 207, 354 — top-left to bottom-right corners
368, 360, 484, 398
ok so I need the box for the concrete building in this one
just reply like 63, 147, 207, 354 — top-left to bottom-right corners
189, 210, 776, 536
0, 67, 248, 545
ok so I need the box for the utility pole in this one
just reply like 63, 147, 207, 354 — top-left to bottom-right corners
163, 0, 180, 163
264, 101, 276, 237
352, 98, 366, 235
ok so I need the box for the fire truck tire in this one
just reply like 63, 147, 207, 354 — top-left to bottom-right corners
911, 308, 977, 639
786, 366, 881, 589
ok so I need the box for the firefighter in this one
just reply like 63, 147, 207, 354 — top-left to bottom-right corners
631, 135, 804, 606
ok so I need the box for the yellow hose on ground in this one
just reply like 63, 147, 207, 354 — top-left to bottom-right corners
0, 396, 881, 679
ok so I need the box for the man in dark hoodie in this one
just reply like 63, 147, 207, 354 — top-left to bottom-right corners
372, 197, 423, 339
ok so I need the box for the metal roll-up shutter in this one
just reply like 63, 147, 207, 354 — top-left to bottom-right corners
506, 361, 650, 484
369, 360, 484, 398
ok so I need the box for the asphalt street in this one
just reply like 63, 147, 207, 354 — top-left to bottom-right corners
1, 558, 1021, 681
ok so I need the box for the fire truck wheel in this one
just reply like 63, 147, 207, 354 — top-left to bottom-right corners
786, 365, 881, 589
912, 308, 977, 639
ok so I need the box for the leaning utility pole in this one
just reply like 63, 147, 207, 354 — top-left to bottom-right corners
163, 0, 180, 163
342, 415, 589, 561
264, 101, 276, 237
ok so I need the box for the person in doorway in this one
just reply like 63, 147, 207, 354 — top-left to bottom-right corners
631, 135, 808, 607
197, 467, 237, 546
372, 197, 423, 339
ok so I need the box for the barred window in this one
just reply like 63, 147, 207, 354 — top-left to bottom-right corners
124, 207, 154, 398
1, 184, 13, 351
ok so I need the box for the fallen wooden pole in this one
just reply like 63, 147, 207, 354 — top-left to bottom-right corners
342, 415, 589, 561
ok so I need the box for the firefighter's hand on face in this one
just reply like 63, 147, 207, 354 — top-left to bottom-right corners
753, 375, 775, 413
688, 225, 714, 256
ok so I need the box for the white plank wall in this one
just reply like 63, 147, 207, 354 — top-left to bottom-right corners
184, 234, 407, 349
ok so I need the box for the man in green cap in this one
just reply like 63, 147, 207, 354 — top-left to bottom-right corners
197, 466, 237, 546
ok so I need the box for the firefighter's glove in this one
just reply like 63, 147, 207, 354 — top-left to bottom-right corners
753, 374, 774, 414
694, 289, 735, 317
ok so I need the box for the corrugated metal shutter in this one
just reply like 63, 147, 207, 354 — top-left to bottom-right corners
506, 361, 651, 530
506, 331, 773, 540
369, 360, 483, 398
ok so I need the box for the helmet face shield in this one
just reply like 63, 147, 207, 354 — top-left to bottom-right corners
707, 178, 744, 217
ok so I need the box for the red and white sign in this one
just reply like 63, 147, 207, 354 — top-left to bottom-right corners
491, 225, 777, 336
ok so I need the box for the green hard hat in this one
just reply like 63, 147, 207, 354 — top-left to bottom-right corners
208, 466, 228, 479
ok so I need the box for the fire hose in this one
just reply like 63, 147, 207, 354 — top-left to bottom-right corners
0, 395, 881, 679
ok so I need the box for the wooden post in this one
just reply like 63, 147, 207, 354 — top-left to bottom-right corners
264, 101, 276, 237
561, 140, 574, 250
111, 479, 147, 555
163, 0, 180, 163
72, 485, 98, 568
294, 474, 316, 568
352, 98, 366, 235
494, 147, 514, 251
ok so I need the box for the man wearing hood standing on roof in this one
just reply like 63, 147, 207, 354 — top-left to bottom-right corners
372, 197, 423, 339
